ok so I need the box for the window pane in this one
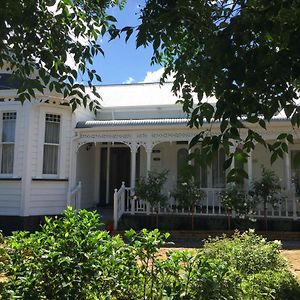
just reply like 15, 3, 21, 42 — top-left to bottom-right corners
1, 144, 14, 173
194, 148, 207, 188
177, 148, 188, 180
2, 113, 16, 142
212, 148, 225, 188
43, 145, 58, 174
45, 121, 60, 144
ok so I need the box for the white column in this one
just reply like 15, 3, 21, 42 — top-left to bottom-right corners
20, 103, 33, 216
247, 151, 253, 191
67, 140, 78, 207
93, 143, 100, 207
130, 145, 137, 215
284, 152, 297, 219
145, 143, 153, 215
130, 148, 137, 189
146, 147, 152, 175
105, 145, 110, 205
284, 151, 291, 191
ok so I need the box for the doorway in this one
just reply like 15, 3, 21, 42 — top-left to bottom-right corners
99, 146, 130, 206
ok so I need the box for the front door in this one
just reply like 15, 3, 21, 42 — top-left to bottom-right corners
109, 147, 130, 204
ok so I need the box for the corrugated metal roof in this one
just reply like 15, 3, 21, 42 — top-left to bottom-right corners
76, 114, 290, 129
76, 118, 189, 128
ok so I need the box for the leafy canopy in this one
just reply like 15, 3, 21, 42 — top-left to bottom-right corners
132, 0, 300, 181
0, 0, 125, 111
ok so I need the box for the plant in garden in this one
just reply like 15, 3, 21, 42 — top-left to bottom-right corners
171, 176, 205, 230
0, 207, 138, 299
250, 166, 284, 231
134, 170, 168, 227
219, 183, 257, 229
202, 229, 300, 300
125, 228, 170, 299
1, 215, 300, 300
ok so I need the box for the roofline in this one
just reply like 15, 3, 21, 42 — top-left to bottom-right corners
86, 81, 174, 88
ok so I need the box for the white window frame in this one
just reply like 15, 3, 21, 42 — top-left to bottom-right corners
0, 111, 17, 177
42, 113, 61, 177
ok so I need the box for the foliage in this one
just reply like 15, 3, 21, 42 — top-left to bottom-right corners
203, 230, 285, 275
131, 0, 300, 180
250, 166, 284, 230
250, 166, 283, 208
0, 207, 136, 299
171, 177, 205, 209
203, 230, 300, 299
0, 0, 125, 111
134, 170, 169, 209
0, 210, 300, 299
219, 182, 257, 217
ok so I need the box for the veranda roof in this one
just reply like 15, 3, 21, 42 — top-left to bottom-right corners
76, 118, 189, 128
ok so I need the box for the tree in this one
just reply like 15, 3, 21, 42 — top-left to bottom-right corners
134, 170, 168, 228
250, 166, 284, 231
171, 176, 205, 230
132, 0, 300, 181
0, 0, 124, 111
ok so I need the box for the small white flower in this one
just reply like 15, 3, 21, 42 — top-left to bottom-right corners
273, 240, 282, 247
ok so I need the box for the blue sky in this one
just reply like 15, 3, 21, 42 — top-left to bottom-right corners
90, 0, 163, 85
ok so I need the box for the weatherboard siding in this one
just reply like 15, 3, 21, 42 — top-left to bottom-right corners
28, 181, 68, 215
0, 181, 21, 215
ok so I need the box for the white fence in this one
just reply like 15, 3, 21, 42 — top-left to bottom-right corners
113, 184, 300, 229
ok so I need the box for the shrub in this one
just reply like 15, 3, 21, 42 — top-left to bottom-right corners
203, 230, 300, 299
1, 208, 136, 299
134, 170, 168, 227
171, 177, 205, 230
250, 166, 284, 230
1, 210, 299, 300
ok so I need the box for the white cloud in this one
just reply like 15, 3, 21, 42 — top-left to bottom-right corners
123, 77, 135, 84
141, 67, 175, 83
141, 67, 164, 83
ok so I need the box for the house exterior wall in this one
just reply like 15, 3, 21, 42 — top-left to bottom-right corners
0, 81, 300, 225
76, 144, 97, 209
0, 181, 21, 215
0, 99, 75, 217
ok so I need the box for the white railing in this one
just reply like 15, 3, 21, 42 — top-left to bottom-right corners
69, 181, 82, 209
113, 183, 300, 223
113, 181, 126, 230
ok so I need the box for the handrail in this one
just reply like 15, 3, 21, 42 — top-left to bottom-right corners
113, 181, 126, 230
69, 181, 82, 209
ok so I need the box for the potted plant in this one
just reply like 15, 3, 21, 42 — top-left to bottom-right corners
250, 166, 284, 231
171, 176, 205, 230
134, 170, 169, 228
219, 183, 256, 230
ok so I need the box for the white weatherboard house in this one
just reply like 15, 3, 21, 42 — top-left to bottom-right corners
0, 71, 300, 231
